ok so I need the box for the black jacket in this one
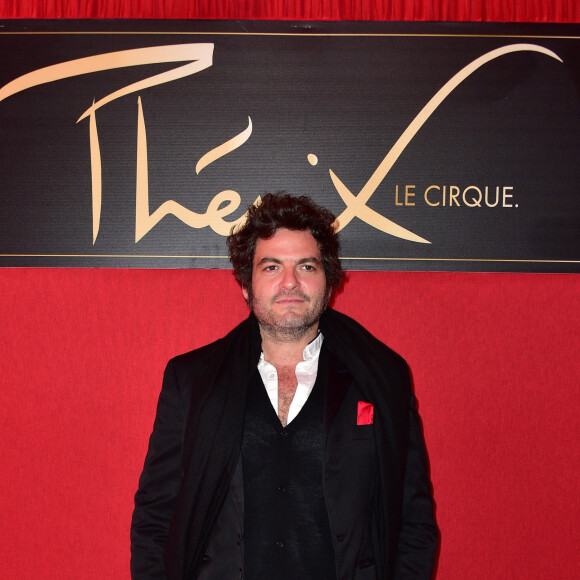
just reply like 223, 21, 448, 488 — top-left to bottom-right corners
131, 308, 438, 579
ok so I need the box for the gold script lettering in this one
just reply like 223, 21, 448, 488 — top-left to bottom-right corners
0, 43, 216, 243
329, 43, 562, 243
0, 43, 214, 119
135, 97, 257, 240
0, 42, 563, 246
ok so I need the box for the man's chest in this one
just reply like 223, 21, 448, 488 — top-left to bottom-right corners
277, 365, 298, 426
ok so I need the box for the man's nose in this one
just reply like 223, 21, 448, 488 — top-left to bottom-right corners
282, 269, 298, 289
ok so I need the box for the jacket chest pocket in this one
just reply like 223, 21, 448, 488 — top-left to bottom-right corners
352, 424, 374, 440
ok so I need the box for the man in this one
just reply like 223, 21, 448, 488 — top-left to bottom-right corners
131, 193, 438, 580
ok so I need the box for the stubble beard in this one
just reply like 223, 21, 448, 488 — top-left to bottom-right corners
248, 289, 329, 343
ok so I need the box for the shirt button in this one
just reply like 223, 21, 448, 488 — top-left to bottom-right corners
280, 430, 288, 437
269, 373, 275, 379
276, 541, 285, 548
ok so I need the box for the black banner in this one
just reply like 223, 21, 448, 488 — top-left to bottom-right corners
0, 20, 578, 271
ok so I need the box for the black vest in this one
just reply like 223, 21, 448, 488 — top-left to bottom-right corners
241, 359, 336, 580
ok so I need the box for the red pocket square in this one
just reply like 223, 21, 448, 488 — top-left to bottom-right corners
357, 401, 374, 425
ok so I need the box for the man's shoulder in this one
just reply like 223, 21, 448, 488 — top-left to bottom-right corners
322, 308, 412, 401
169, 337, 225, 368
322, 307, 407, 367
167, 315, 253, 372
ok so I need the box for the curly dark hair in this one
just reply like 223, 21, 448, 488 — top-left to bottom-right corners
227, 192, 344, 295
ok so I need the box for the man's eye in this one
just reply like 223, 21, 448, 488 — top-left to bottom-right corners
265, 265, 278, 271
302, 264, 315, 271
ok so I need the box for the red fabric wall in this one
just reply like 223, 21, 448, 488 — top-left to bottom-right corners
1, 0, 579, 21
1, 2, 578, 579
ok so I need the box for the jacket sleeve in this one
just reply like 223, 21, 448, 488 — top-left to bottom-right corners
130, 359, 185, 580
394, 392, 439, 579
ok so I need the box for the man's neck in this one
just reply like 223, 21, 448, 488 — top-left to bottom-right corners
259, 323, 319, 367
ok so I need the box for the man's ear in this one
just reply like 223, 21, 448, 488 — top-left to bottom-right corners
242, 287, 249, 302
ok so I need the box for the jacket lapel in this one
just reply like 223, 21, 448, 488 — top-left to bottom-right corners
322, 344, 353, 432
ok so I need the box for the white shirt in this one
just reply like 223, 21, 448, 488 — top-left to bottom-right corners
257, 332, 323, 425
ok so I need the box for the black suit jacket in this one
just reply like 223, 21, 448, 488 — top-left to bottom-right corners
131, 309, 438, 579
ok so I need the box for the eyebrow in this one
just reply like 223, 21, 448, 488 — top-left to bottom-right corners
256, 256, 322, 266
297, 257, 322, 265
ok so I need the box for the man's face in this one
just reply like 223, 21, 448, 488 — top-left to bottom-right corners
243, 228, 328, 339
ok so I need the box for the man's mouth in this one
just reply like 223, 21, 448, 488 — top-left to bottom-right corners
274, 292, 309, 304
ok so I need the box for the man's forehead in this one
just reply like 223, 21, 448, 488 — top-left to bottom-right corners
253, 229, 321, 260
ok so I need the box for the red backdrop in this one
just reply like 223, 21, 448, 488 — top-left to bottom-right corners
1, 2, 579, 579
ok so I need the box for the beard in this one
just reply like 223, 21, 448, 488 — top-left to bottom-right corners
248, 289, 329, 342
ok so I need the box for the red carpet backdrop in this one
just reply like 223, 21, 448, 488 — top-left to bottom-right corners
0, 2, 578, 579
